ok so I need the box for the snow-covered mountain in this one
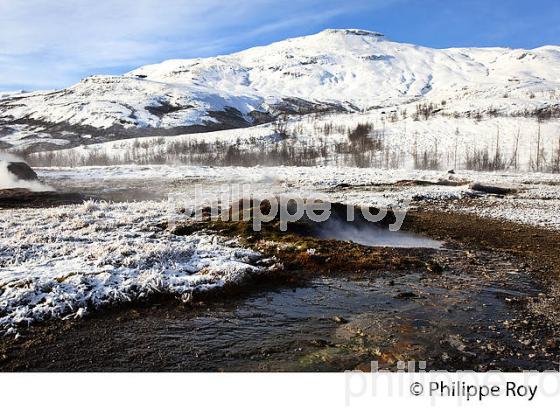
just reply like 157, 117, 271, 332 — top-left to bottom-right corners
1, 29, 559, 153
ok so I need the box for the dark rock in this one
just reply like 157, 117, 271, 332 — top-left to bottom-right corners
426, 261, 444, 274
145, 101, 191, 117
395, 291, 418, 299
309, 339, 331, 347
248, 110, 275, 125
469, 182, 518, 195
397, 178, 468, 187
6, 162, 38, 181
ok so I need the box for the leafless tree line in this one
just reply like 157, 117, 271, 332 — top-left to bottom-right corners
26, 119, 560, 173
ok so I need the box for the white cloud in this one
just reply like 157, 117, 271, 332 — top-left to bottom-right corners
0, 0, 393, 90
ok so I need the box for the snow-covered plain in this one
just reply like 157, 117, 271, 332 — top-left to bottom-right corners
37, 164, 560, 229
0, 200, 269, 336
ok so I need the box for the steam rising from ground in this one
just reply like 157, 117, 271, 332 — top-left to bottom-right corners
312, 213, 443, 249
0, 152, 52, 191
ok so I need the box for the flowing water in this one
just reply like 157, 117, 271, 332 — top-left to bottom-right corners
6, 250, 550, 371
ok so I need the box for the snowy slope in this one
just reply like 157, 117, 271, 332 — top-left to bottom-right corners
29, 113, 559, 171
1, 28, 559, 152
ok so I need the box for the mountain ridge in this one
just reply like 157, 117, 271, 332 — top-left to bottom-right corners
1, 28, 559, 153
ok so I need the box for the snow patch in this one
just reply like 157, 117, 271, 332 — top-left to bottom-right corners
0, 200, 267, 335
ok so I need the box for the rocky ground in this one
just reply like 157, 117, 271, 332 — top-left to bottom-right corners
1, 167, 560, 371
1, 203, 559, 371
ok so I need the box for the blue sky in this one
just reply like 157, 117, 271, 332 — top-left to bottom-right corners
1, 0, 559, 91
